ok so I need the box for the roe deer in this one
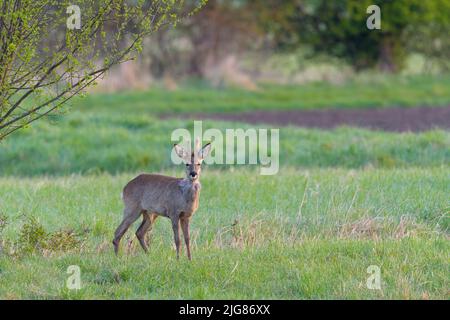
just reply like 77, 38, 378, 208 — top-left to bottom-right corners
112, 139, 211, 260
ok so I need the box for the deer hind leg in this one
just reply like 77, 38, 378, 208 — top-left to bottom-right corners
113, 204, 141, 255
136, 211, 154, 253
180, 217, 191, 260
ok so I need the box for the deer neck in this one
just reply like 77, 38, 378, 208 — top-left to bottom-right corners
179, 178, 201, 201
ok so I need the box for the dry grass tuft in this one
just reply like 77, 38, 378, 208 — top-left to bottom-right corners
338, 215, 434, 240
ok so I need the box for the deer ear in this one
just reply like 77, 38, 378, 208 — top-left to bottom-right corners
198, 143, 211, 160
174, 144, 189, 162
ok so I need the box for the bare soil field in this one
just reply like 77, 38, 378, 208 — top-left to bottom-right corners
167, 106, 450, 132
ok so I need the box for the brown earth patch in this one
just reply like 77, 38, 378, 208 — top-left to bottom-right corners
163, 106, 450, 132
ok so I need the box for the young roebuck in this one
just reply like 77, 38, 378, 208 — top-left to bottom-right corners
113, 139, 211, 260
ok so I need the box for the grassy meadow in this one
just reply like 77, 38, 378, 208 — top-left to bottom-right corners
0, 75, 449, 299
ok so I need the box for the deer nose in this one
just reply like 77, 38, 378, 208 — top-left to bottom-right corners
190, 172, 197, 178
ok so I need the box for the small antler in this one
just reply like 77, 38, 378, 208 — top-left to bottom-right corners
194, 136, 201, 153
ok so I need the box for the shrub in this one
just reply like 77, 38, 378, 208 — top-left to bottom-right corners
14, 215, 85, 256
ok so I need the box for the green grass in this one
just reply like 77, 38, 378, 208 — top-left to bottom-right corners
2, 74, 448, 176
0, 77, 449, 299
1, 114, 449, 176
0, 169, 448, 299
76, 74, 450, 114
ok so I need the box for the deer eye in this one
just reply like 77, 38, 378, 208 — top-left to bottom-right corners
185, 164, 190, 167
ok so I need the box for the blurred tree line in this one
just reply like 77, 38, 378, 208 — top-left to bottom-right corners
144, 0, 450, 82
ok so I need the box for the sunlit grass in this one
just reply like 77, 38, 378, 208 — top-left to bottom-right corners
0, 78, 449, 299
0, 169, 448, 299
77, 74, 450, 114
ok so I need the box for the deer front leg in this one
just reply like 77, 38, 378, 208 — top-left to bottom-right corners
180, 217, 191, 260
171, 217, 181, 259
136, 212, 152, 253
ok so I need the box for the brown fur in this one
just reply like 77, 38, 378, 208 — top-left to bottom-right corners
112, 142, 211, 260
